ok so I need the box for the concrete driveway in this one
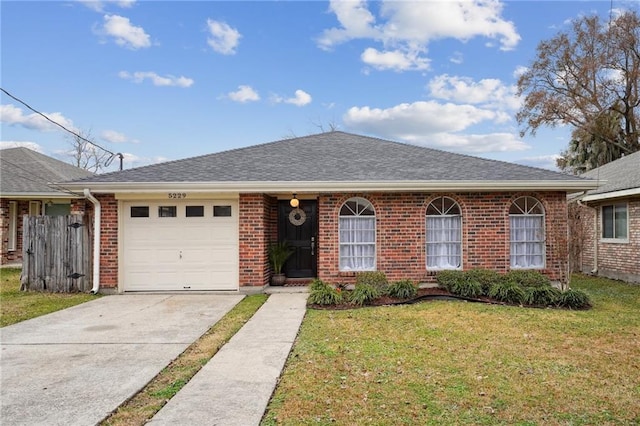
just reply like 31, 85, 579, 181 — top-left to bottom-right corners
0, 294, 243, 426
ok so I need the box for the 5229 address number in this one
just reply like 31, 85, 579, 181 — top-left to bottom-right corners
168, 193, 187, 199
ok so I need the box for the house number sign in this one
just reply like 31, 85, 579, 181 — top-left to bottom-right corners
289, 208, 306, 226
168, 193, 187, 199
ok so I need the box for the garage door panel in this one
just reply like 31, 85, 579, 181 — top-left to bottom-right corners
123, 200, 238, 291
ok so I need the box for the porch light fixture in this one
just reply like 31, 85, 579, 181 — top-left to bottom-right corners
290, 194, 299, 208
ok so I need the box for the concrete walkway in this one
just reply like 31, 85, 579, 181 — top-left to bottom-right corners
0, 294, 243, 426
148, 292, 308, 426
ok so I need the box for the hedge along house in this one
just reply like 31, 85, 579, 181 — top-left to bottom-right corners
63, 132, 598, 293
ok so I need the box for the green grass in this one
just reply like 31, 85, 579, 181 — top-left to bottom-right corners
1, 268, 99, 327
263, 274, 640, 425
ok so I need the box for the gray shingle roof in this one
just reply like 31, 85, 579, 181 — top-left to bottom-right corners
581, 150, 640, 195
70, 132, 589, 186
1, 147, 93, 195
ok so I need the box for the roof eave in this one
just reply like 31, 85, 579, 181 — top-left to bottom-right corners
0, 192, 83, 199
63, 179, 600, 193
581, 187, 640, 202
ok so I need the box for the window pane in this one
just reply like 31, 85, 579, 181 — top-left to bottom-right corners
214, 205, 232, 217
602, 206, 614, 238
158, 206, 177, 218
131, 206, 149, 218
186, 205, 204, 217
339, 200, 376, 271
614, 204, 627, 239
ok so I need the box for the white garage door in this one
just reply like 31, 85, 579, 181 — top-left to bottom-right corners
122, 200, 238, 291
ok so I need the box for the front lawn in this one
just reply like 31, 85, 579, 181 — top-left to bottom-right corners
0, 268, 99, 327
263, 274, 640, 425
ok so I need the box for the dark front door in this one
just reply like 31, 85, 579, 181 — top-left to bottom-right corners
278, 200, 317, 278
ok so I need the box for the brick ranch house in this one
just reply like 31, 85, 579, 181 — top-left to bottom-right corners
0, 147, 92, 265
570, 150, 640, 284
63, 132, 597, 293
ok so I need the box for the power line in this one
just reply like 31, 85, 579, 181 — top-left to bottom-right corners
0, 87, 123, 170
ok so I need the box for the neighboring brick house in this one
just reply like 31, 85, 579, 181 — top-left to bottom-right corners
570, 151, 640, 284
63, 132, 597, 293
0, 147, 92, 265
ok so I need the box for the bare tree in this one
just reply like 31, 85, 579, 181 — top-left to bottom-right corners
517, 11, 640, 171
66, 128, 110, 173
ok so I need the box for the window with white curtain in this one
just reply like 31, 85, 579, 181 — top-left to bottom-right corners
339, 197, 375, 271
426, 197, 462, 270
509, 196, 545, 269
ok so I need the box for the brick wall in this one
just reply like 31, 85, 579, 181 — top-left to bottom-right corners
96, 194, 118, 288
316, 191, 568, 285
575, 197, 640, 283
91, 190, 570, 290
238, 194, 277, 286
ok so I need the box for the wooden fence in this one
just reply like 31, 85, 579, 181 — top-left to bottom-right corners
21, 214, 92, 292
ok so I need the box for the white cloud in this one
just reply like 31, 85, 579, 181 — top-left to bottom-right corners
0, 141, 44, 152
99, 14, 150, 49
207, 19, 241, 55
361, 47, 429, 71
78, 0, 136, 12
118, 71, 194, 87
119, 152, 168, 169
516, 154, 561, 171
343, 101, 529, 153
317, 0, 379, 50
318, 0, 520, 71
0, 104, 77, 132
273, 89, 312, 107
100, 129, 138, 144
449, 51, 464, 65
227, 85, 260, 103
344, 101, 497, 134
513, 65, 528, 78
428, 74, 521, 110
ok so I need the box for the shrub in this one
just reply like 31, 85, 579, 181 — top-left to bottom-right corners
464, 269, 504, 294
349, 283, 381, 306
507, 270, 551, 288
308, 280, 343, 306
355, 271, 389, 294
523, 286, 561, 306
387, 279, 418, 299
449, 278, 483, 298
556, 289, 592, 310
309, 279, 327, 292
489, 280, 526, 304
436, 270, 466, 292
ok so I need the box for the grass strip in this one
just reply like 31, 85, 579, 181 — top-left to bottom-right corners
1, 268, 99, 327
101, 294, 268, 426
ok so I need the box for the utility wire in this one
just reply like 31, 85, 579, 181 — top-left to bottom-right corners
1, 87, 123, 170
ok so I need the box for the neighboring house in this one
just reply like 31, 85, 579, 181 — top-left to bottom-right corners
571, 150, 640, 283
0, 147, 93, 265
63, 132, 597, 293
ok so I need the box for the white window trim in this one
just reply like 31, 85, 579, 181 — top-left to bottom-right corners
8, 201, 17, 252
509, 196, 546, 270
600, 203, 629, 243
338, 197, 376, 272
426, 197, 463, 271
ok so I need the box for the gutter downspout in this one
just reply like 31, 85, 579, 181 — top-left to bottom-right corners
84, 189, 101, 294
578, 200, 598, 274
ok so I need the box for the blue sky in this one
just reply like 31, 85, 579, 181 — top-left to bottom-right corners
1, 0, 635, 172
